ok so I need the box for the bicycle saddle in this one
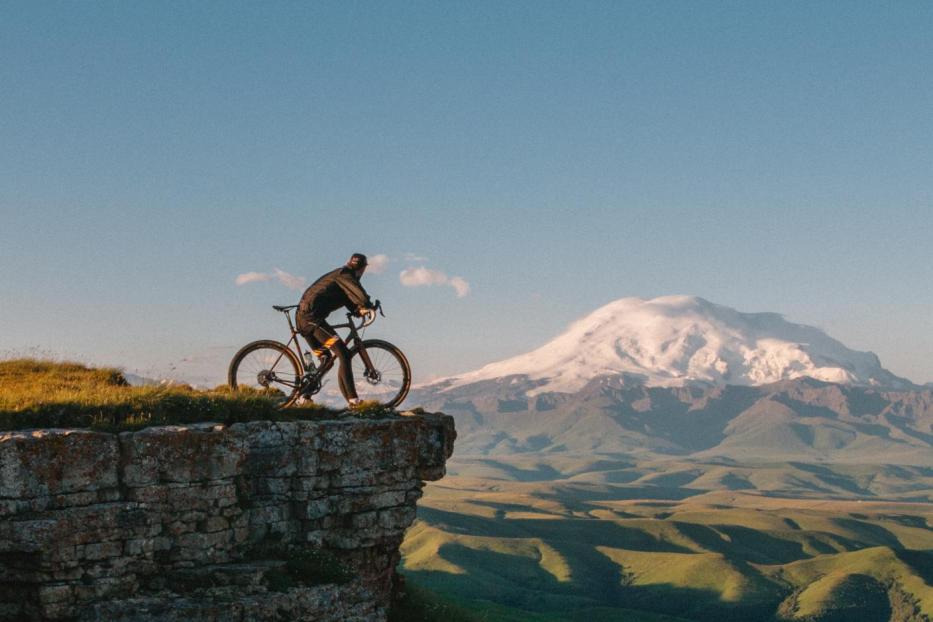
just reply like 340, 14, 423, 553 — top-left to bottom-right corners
272, 304, 298, 312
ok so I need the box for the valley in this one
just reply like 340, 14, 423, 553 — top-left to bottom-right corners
402, 461, 933, 621
401, 297, 933, 621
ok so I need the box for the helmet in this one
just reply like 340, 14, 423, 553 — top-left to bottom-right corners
347, 253, 368, 271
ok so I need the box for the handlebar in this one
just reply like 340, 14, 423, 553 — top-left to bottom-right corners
360, 309, 377, 328
347, 299, 384, 329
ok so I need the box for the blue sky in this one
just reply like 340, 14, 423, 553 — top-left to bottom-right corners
2, 2, 932, 384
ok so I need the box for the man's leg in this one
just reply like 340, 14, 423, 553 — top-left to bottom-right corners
303, 334, 328, 363
309, 322, 358, 403
297, 324, 325, 366
330, 341, 357, 403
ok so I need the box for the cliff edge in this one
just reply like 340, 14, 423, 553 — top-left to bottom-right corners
0, 411, 455, 621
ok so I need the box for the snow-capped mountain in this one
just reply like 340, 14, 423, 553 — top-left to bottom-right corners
430, 296, 910, 395
122, 372, 163, 387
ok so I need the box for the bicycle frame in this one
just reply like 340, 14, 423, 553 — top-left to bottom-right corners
276, 307, 375, 380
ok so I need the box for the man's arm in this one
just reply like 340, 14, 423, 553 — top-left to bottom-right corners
335, 270, 372, 311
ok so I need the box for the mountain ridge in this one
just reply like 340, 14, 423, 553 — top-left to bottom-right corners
412, 376, 933, 465
428, 296, 914, 395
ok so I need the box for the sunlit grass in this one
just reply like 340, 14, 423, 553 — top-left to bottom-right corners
403, 478, 933, 621
0, 359, 395, 431
766, 546, 933, 618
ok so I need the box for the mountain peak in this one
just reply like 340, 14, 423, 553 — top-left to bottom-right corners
434, 296, 910, 394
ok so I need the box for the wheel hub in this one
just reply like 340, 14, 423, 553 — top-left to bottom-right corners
257, 370, 275, 387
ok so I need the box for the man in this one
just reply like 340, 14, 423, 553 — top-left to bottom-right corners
296, 253, 375, 406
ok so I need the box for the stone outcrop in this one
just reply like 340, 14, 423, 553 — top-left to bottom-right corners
0, 412, 455, 621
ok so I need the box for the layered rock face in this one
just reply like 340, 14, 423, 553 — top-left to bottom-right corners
0, 412, 455, 621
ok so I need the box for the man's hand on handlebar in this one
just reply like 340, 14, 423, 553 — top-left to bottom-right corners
356, 300, 383, 316
353, 300, 383, 327
356, 305, 376, 325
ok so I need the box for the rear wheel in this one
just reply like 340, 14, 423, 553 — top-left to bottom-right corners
343, 339, 411, 408
227, 340, 302, 408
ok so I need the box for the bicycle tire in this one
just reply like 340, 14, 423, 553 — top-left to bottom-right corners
227, 340, 302, 408
343, 339, 411, 408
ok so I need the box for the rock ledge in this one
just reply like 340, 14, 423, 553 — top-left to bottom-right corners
0, 412, 455, 621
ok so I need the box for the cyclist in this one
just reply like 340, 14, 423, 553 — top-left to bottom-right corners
296, 253, 375, 406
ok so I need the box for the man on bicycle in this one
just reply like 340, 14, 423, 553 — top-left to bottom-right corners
297, 253, 375, 406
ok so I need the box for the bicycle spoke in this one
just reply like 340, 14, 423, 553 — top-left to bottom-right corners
229, 342, 301, 407
350, 342, 409, 406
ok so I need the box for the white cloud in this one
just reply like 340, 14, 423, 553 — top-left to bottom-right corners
272, 268, 306, 290
399, 266, 471, 298
400, 266, 448, 287
235, 272, 273, 286
235, 268, 306, 291
449, 276, 471, 298
403, 252, 429, 262
367, 254, 390, 274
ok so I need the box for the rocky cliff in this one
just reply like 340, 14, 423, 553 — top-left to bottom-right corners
0, 412, 455, 621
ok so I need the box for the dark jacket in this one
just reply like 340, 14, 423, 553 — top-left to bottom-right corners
297, 267, 372, 327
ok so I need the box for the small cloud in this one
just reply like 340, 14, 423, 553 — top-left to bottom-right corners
400, 266, 471, 298
236, 268, 306, 291
403, 252, 429, 262
400, 266, 448, 287
272, 267, 306, 290
235, 272, 273, 286
368, 254, 390, 274
449, 276, 470, 298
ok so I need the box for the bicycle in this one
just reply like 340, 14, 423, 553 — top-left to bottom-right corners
227, 301, 411, 409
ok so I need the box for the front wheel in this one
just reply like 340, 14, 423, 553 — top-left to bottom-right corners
227, 340, 302, 408
344, 339, 411, 408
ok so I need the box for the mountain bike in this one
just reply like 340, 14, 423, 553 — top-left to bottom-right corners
227, 301, 411, 408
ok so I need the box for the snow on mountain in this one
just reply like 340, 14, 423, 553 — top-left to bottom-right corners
122, 372, 162, 386
122, 372, 196, 388
433, 296, 910, 395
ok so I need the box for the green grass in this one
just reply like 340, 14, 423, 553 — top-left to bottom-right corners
447, 454, 933, 503
597, 547, 777, 604
389, 581, 486, 622
389, 581, 692, 622
0, 359, 396, 431
402, 478, 933, 622
766, 546, 933, 619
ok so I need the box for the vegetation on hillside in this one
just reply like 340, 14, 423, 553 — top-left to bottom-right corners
402, 475, 933, 622
389, 581, 485, 622
0, 359, 393, 431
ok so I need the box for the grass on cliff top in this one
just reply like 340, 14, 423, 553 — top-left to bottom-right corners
0, 359, 394, 432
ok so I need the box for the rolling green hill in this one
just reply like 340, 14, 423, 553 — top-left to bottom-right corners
402, 475, 933, 621
444, 454, 933, 502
